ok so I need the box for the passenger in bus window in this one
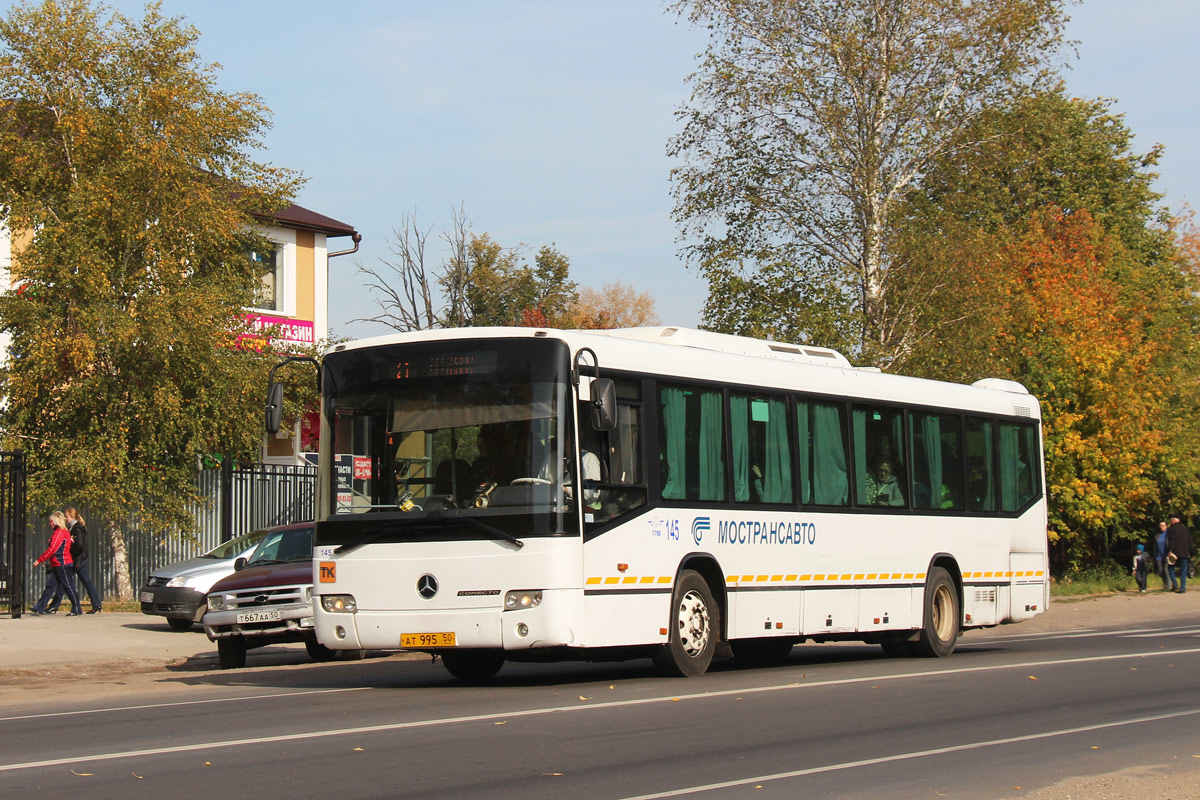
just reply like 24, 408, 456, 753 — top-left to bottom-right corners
864, 455, 905, 506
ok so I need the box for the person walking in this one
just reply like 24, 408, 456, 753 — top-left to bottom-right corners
1155, 521, 1172, 590
1132, 544, 1150, 593
31, 511, 83, 615
64, 507, 102, 613
1166, 514, 1194, 594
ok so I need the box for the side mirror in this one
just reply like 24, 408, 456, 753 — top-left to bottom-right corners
265, 382, 284, 435
234, 556, 248, 572
590, 377, 616, 432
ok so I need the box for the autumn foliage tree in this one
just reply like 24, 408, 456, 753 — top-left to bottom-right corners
564, 281, 660, 329
991, 210, 1168, 568
0, 0, 298, 598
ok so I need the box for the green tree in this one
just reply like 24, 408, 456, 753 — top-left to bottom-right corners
670, 0, 1068, 364
0, 0, 299, 599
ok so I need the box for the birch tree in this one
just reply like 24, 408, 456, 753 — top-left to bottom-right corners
670, 0, 1068, 365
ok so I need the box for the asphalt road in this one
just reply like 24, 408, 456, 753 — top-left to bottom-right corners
3, 619, 1200, 800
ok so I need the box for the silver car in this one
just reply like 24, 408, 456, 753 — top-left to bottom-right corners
139, 529, 268, 630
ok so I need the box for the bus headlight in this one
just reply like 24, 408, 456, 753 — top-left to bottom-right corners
504, 590, 542, 610
208, 594, 225, 612
321, 594, 357, 613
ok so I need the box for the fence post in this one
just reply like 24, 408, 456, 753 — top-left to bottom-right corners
220, 457, 234, 544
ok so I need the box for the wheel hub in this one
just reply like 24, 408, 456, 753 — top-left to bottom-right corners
677, 590, 711, 657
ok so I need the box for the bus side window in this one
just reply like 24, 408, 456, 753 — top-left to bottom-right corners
909, 412, 963, 511
581, 380, 646, 525
852, 405, 907, 508
731, 392, 792, 504
797, 399, 849, 506
999, 421, 1039, 512
659, 384, 726, 502
965, 417, 996, 512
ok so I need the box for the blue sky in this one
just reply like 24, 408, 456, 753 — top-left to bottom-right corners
104, 0, 1200, 342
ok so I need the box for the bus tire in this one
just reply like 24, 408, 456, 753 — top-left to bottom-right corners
441, 649, 505, 683
305, 634, 337, 662
879, 634, 914, 658
914, 566, 959, 658
653, 569, 719, 677
217, 637, 247, 669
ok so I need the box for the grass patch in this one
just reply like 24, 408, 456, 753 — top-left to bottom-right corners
1051, 566, 1141, 597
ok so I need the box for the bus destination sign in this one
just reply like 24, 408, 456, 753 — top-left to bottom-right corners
396, 352, 497, 380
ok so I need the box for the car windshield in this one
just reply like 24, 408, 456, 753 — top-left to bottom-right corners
246, 527, 313, 566
203, 529, 268, 560
316, 338, 578, 548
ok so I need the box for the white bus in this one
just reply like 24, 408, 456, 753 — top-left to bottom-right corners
302, 326, 1048, 680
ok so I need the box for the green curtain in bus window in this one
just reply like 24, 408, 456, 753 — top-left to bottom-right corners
761, 397, 792, 503
698, 389, 725, 501
797, 404, 812, 503
799, 401, 848, 506
912, 414, 942, 509
813, 404, 848, 505
731, 395, 751, 502
853, 408, 869, 505
999, 422, 1036, 512
659, 387, 688, 500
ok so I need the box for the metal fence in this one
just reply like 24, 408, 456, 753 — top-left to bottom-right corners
0, 452, 27, 616
17, 461, 316, 612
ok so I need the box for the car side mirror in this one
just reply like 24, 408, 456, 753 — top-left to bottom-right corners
234, 556, 248, 572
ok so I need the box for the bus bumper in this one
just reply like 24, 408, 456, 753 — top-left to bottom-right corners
315, 589, 580, 652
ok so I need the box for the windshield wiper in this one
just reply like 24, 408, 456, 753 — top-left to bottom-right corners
453, 516, 525, 549
333, 516, 524, 555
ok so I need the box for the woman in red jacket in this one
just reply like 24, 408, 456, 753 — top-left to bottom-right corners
32, 511, 82, 615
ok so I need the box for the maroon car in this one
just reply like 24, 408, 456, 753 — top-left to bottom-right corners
202, 522, 360, 669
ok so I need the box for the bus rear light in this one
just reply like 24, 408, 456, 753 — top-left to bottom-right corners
617, 563, 629, 572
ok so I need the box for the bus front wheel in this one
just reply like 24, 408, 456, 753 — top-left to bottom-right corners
217, 637, 247, 669
441, 649, 505, 683
654, 569, 720, 677
914, 566, 959, 658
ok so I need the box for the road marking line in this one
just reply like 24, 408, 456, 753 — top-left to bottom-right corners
1121, 628, 1200, 638
0, 687, 372, 723
613, 707, 1200, 800
3, 646, 1200, 773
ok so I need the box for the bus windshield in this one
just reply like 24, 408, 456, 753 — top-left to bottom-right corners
317, 337, 577, 545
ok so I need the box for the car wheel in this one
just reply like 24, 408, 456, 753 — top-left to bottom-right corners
166, 617, 193, 632
217, 637, 247, 669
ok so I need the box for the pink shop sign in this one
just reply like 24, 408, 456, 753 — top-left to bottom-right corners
244, 314, 315, 348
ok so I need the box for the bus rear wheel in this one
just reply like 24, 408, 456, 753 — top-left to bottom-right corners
653, 569, 719, 677
441, 649, 505, 683
914, 566, 959, 658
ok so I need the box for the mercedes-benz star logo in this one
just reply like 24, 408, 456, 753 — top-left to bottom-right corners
417, 574, 439, 599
